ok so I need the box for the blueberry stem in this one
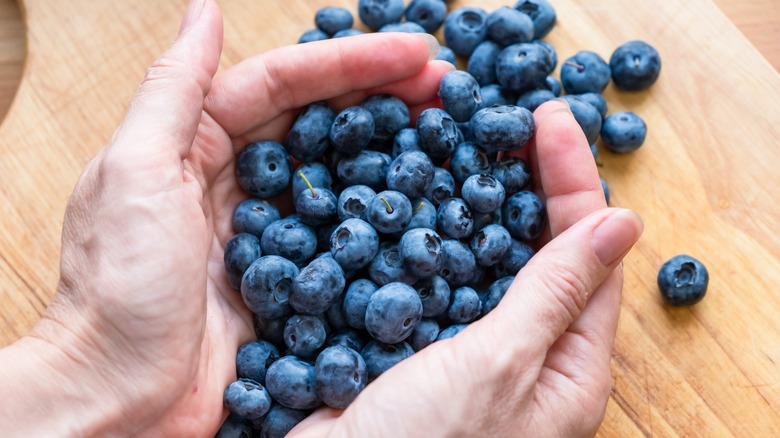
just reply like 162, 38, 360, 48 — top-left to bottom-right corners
564, 61, 585, 72
379, 197, 394, 214
414, 201, 425, 213
297, 170, 318, 199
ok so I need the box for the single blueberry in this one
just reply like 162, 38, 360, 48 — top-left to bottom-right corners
260, 218, 318, 266
290, 255, 346, 315
367, 241, 418, 287
358, 0, 405, 31
516, 89, 556, 112
513, 0, 556, 39
378, 22, 427, 33
448, 286, 482, 323
254, 315, 287, 351
283, 315, 328, 358
436, 323, 469, 340
491, 156, 531, 195
236, 141, 292, 199
399, 197, 438, 236
479, 84, 511, 109
298, 29, 329, 44
408, 319, 440, 351
561, 95, 602, 145
561, 51, 611, 94
487, 6, 535, 46
544, 75, 562, 96
470, 105, 535, 153
467, 40, 502, 86
224, 378, 272, 420
342, 279, 379, 330
329, 106, 375, 155
259, 404, 310, 438
215, 413, 253, 438
236, 340, 280, 386
224, 233, 262, 290
492, 239, 535, 277
437, 197, 475, 240
502, 191, 546, 241
241, 256, 299, 320
434, 45, 457, 65
423, 167, 455, 208
337, 185, 376, 222
315, 7, 354, 36
482, 276, 515, 315
325, 289, 349, 331
386, 150, 435, 199
330, 218, 380, 271
391, 128, 421, 159
265, 356, 321, 410
576, 92, 608, 120
495, 43, 552, 92
366, 190, 413, 234
333, 28, 365, 38
294, 186, 338, 227
285, 103, 335, 163
470, 223, 512, 268
315, 345, 368, 409
416, 108, 461, 163
534, 40, 558, 70
232, 198, 281, 238
610, 40, 662, 91
438, 239, 478, 288
657, 255, 709, 306
399, 227, 444, 279
360, 340, 414, 380
361, 94, 410, 146
438, 71, 482, 123
462, 174, 506, 214
601, 111, 647, 153
413, 275, 451, 318
337, 150, 392, 190
444, 6, 489, 57
404, 0, 447, 33
326, 329, 367, 353
365, 282, 423, 344
450, 142, 492, 184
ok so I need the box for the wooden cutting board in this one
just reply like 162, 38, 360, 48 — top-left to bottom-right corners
1, 0, 779, 435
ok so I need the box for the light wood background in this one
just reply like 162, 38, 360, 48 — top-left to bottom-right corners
0, 0, 779, 436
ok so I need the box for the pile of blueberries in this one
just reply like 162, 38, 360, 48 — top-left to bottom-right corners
216, 1, 663, 437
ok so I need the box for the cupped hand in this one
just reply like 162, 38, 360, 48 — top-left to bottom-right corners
19, 1, 452, 436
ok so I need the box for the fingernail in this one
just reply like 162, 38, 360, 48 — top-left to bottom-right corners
179, 0, 206, 35
592, 209, 643, 265
414, 33, 441, 61
430, 59, 457, 72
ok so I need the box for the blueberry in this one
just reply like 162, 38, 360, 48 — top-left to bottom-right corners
399, 227, 443, 279
337, 150, 392, 190
367, 241, 418, 287
326, 329, 367, 353
601, 177, 610, 205
439, 71, 483, 123
544, 75, 562, 96
479, 84, 510, 109
330, 218, 380, 271
236, 141, 292, 199
610, 40, 662, 91
365, 282, 423, 344
491, 156, 531, 194
487, 6, 535, 46
285, 103, 335, 163
438, 239, 478, 288
325, 288, 350, 331
495, 43, 552, 92
576, 92, 608, 119
258, 404, 310, 438
470, 105, 535, 153
436, 323, 468, 340
467, 40, 501, 86
386, 151, 435, 199
534, 40, 558, 70
236, 340, 280, 386
502, 191, 546, 241
492, 239, 534, 277
329, 106, 375, 155
358, 0, 404, 31
290, 255, 346, 315
215, 413, 253, 438
398, 197, 438, 236
408, 319, 440, 351
413, 275, 451, 318
232, 198, 281, 237
482, 276, 514, 315
513, 0, 556, 39
224, 378, 272, 420
470, 224, 512, 267
294, 186, 338, 227
314, 345, 368, 409
560, 95, 602, 145
658, 255, 709, 306
561, 51, 611, 94
261, 218, 318, 266
283, 315, 328, 358
601, 111, 647, 153
450, 142, 492, 184
416, 108, 461, 163
462, 174, 506, 214
333, 28, 365, 38
404, 0, 447, 33
391, 128, 421, 159
423, 167, 455, 208
337, 185, 376, 222
241, 256, 299, 320
378, 22, 427, 33
343, 279, 379, 329
516, 89, 556, 112
365, 190, 413, 234
360, 341, 414, 380
315, 7, 354, 36
434, 45, 457, 65
224, 233, 262, 290
437, 197, 474, 240
265, 356, 321, 410
361, 94, 410, 146
298, 29, 329, 44
254, 314, 287, 351
444, 7, 489, 57
448, 286, 482, 323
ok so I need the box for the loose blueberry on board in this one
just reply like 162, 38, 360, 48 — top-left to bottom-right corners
486, 6, 535, 46
333, 28, 365, 38
315, 7, 354, 36
330, 218, 380, 271
260, 218, 318, 266
241, 255, 299, 320
658, 255, 709, 306
502, 191, 547, 241
434, 45, 457, 64
223, 379, 272, 421
423, 167, 456, 208
224, 233, 262, 290
361, 94, 410, 147
450, 142, 492, 184
404, 0, 448, 33
470, 105, 535, 153
513, 0, 556, 39
298, 28, 329, 44
416, 108, 462, 164
408, 319, 441, 351
285, 102, 335, 163
366, 190, 414, 234
601, 177, 610, 205
386, 151, 436, 199
283, 314, 328, 358
462, 174, 506, 214
290, 255, 346, 315
438, 70, 483, 123
414, 275, 451, 318
560, 51, 611, 94
491, 156, 532, 195
516, 89, 556, 113
214, 413, 254, 438
379, 22, 427, 33
444, 6, 489, 57
436, 197, 475, 240
236, 340, 280, 386
492, 239, 535, 277
265, 356, 322, 410
392, 128, 422, 159
470, 224, 512, 267
258, 404, 310, 438
236, 141, 292, 199
438, 239, 478, 288
367, 241, 418, 286
337, 150, 393, 191
576, 92, 608, 120
360, 341, 415, 381
232, 198, 281, 238
329, 106, 376, 155
560, 95, 602, 145
467, 40, 502, 86
448, 286, 483, 323
610, 40, 662, 91
399, 227, 444, 279
358, 0, 405, 31
495, 43, 553, 92
343, 278, 380, 330
479, 84, 510, 109
315, 346, 368, 409
365, 282, 423, 344
601, 111, 647, 153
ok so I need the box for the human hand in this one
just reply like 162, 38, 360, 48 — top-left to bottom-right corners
2, 0, 452, 436
288, 103, 644, 436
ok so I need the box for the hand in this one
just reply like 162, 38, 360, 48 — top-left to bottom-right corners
0, 1, 452, 436
289, 94, 644, 435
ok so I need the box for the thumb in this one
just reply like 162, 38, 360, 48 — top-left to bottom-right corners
111, 0, 223, 162
480, 208, 643, 355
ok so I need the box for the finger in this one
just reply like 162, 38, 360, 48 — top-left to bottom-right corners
205, 32, 439, 137
477, 208, 643, 359
528, 100, 606, 238
111, 0, 223, 162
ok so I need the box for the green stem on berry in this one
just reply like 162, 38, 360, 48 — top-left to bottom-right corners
380, 197, 394, 214
297, 170, 318, 199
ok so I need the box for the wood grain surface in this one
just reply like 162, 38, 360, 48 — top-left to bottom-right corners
1, 0, 779, 436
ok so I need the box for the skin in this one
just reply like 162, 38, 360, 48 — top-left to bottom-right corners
0, 1, 643, 437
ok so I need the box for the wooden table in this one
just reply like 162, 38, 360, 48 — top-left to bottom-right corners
1, 0, 779, 436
